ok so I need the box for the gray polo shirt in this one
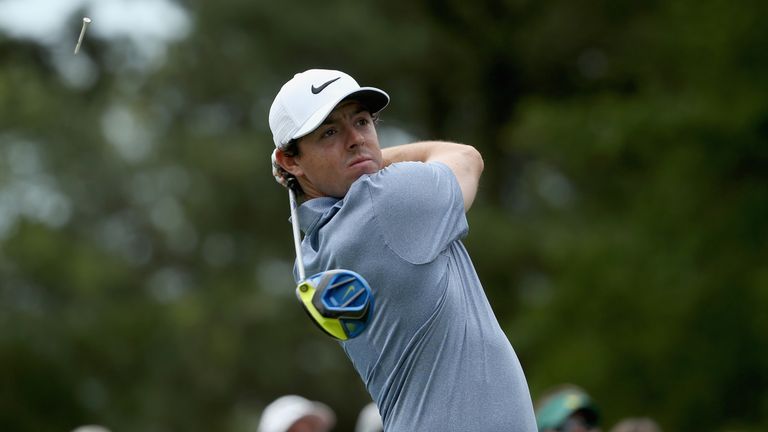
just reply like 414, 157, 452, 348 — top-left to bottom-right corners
295, 161, 537, 431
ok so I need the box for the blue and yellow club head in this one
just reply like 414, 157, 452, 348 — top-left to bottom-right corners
296, 269, 374, 340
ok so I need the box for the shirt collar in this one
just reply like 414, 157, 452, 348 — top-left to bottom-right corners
296, 196, 342, 234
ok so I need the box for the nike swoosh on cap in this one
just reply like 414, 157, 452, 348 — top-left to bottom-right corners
311, 77, 341, 94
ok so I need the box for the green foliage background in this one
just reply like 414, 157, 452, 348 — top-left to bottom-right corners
1, 0, 767, 430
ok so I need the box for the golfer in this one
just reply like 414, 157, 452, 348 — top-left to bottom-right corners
269, 69, 537, 431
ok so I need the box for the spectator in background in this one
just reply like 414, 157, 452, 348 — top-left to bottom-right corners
535, 384, 600, 432
71, 426, 111, 432
257, 395, 336, 432
609, 417, 662, 432
355, 402, 383, 432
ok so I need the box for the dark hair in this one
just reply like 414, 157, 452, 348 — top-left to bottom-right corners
283, 138, 300, 157
279, 139, 304, 195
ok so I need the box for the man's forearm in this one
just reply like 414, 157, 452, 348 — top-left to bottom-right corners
383, 141, 463, 166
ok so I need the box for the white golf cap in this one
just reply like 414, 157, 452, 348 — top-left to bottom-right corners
71, 426, 111, 432
355, 402, 384, 432
257, 395, 336, 432
269, 69, 389, 149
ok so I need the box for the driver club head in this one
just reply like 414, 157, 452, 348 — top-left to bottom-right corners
296, 269, 373, 340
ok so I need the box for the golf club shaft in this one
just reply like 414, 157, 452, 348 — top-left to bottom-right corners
288, 188, 306, 281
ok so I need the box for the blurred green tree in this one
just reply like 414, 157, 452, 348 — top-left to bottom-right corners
0, 0, 766, 431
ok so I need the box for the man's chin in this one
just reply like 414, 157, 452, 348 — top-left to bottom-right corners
349, 159, 381, 176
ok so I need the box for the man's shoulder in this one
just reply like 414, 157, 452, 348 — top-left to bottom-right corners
380, 160, 451, 177
342, 161, 458, 217
363, 161, 452, 191
342, 161, 468, 264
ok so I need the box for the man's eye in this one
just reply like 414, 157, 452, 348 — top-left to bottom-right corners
356, 118, 370, 126
321, 128, 337, 138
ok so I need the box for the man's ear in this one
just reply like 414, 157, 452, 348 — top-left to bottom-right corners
274, 148, 303, 177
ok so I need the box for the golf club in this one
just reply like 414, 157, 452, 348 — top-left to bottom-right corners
74, 17, 91, 55
288, 186, 374, 340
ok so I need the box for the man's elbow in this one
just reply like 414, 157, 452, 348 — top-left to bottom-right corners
462, 145, 484, 176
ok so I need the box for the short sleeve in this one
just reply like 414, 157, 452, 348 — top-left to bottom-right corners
363, 161, 468, 264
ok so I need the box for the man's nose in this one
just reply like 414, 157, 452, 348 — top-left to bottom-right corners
345, 127, 365, 150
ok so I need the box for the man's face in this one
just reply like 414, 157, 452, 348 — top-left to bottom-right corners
288, 100, 383, 199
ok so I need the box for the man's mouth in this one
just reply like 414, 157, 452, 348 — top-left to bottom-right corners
348, 156, 372, 168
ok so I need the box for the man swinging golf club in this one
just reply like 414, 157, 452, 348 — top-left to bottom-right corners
269, 69, 537, 431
